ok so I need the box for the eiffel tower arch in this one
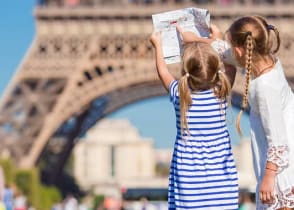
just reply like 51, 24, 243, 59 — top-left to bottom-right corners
0, 1, 293, 184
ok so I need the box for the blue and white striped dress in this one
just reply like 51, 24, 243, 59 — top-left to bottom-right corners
168, 80, 239, 210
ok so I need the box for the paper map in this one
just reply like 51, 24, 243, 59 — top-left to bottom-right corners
152, 7, 210, 64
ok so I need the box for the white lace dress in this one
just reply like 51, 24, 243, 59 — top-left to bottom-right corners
248, 59, 294, 209
211, 39, 294, 209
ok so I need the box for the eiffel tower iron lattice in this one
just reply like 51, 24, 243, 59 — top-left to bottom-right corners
0, 2, 293, 184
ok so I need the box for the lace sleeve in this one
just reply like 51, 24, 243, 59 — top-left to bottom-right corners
210, 39, 238, 66
267, 145, 289, 173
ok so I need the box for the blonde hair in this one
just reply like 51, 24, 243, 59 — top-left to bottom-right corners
178, 42, 231, 135
227, 15, 281, 135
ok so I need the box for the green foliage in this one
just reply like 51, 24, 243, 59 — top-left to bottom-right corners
92, 194, 104, 209
40, 185, 62, 210
14, 168, 41, 208
0, 158, 15, 184
0, 158, 63, 210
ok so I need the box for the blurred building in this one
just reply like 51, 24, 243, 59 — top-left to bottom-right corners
73, 119, 168, 198
155, 149, 172, 164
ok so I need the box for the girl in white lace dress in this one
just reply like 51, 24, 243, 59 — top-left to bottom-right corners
180, 15, 294, 209
214, 16, 294, 210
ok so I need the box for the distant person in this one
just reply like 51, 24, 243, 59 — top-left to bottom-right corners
239, 190, 256, 210
2, 184, 13, 210
150, 30, 239, 208
0, 167, 5, 210
0, 167, 4, 201
51, 202, 62, 210
13, 191, 27, 210
64, 0, 80, 6
78, 203, 88, 210
63, 194, 78, 210
0, 165, 6, 210
181, 15, 294, 209
140, 197, 156, 210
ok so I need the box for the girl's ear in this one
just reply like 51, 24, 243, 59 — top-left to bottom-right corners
234, 46, 245, 58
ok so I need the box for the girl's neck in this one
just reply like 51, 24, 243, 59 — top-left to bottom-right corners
253, 56, 275, 78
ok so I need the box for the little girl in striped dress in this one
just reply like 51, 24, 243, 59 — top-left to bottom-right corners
150, 31, 239, 210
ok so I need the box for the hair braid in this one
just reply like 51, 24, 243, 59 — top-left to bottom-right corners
236, 33, 253, 135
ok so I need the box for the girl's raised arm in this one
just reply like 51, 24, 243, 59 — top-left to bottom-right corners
150, 31, 175, 91
177, 24, 222, 44
178, 24, 237, 87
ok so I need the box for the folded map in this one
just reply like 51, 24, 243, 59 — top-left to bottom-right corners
152, 7, 210, 64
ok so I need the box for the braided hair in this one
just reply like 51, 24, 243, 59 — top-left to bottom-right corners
236, 32, 253, 134
227, 15, 281, 135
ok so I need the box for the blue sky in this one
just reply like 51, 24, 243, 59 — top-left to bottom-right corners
0, 1, 35, 95
0, 2, 250, 149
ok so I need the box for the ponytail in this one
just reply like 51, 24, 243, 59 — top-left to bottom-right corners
236, 32, 253, 136
215, 70, 231, 113
217, 70, 231, 100
178, 74, 192, 136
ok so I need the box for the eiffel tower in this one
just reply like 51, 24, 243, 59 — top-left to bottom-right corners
0, 0, 293, 184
